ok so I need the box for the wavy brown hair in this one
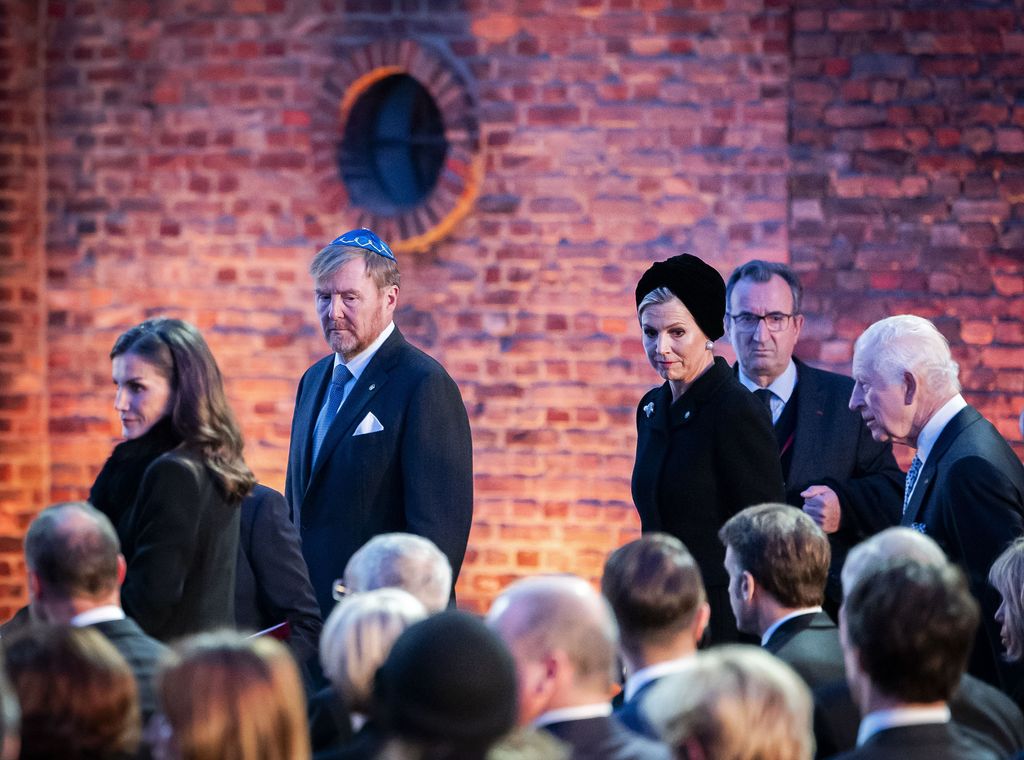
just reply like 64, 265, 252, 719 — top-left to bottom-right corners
111, 318, 255, 502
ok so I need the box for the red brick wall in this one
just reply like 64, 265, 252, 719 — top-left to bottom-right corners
1, 0, 1021, 617
0, 0, 48, 619
790, 1, 1024, 463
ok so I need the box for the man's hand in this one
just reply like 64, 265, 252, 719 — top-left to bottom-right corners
801, 485, 841, 534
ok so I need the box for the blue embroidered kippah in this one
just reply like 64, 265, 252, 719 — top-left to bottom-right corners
328, 228, 397, 262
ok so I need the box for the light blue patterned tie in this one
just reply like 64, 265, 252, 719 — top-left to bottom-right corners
312, 365, 353, 462
902, 455, 923, 516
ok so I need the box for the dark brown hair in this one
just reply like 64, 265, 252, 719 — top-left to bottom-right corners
111, 318, 255, 502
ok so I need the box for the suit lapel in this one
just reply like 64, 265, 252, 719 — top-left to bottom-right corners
305, 329, 404, 492
787, 361, 829, 489
297, 356, 335, 488
901, 407, 980, 526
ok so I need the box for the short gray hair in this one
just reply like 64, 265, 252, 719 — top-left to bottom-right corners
852, 315, 960, 398
344, 533, 453, 614
319, 588, 427, 712
842, 527, 947, 594
725, 259, 803, 314
310, 246, 400, 290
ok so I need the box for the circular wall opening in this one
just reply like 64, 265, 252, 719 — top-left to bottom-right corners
339, 73, 449, 214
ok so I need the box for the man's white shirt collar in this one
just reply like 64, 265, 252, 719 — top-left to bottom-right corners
333, 321, 395, 380
533, 703, 612, 728
857, 705, 951, 746
739, 360, 797, 424
761, 607, 822, 647
623, 655, 694, 702
914, 394, 967, 465
70, 605, 125, 627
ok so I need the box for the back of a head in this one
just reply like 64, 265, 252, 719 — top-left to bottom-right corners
852, 315, 960, 397
319, 587, 427, 713
601, 533, 706, 655
345, 533, 453, 613
487, 575, 619, 691
24, 501, 120, 602
157, 630, 310, 760
3, 623, 139, 760
374, 610, 518, 757
643, 644, 813, 760
842, 526, 947, 594
843, 560, 978, 703
719, 503, 830, 608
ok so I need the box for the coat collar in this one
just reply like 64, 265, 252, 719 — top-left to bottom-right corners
901, 406, 981, 526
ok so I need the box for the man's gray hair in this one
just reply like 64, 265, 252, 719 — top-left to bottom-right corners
725, 259, 803, 314
841, 526, 947, 594
344, 533, 452, 614
852, 315, 960, 397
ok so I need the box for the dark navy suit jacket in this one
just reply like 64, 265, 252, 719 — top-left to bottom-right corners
763, 610, 845, 691
90, 616, 167, 722
829, 722, 1000, 760
901, 405, 1024, 692
543, 715, 671, 760
286, 327, 474, 617
235, 484, 322, 665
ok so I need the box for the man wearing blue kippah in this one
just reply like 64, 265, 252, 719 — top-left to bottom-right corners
285, 229, 473, 618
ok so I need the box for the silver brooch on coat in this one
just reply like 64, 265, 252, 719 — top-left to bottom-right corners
643, 402, 654, 418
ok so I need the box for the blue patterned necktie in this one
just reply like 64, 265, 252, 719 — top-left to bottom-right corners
312, 365, 353, 462
902, 455, 923, 516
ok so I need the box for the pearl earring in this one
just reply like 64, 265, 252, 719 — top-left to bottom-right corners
705, 340, 714, 350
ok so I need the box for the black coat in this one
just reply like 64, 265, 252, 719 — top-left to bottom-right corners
286, 327, 474, 619
813, 674, 1024, 759
763, 611, 845, 691
89, 617, 167, 722
632, 356, 785, 644
828, 722, 1000, 760
778, 361, 904, 606
901, 405, 1024, 692
235, 484, 322, 665
118, 449, 240, 641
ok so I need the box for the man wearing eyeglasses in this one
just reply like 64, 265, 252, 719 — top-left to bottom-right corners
724, 260, 902, 614
285, 228, 473, 619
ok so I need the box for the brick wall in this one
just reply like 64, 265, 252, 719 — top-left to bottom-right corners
1, 0, 1021, 616
0, 0, 47, 620
790, 0, 1024, 464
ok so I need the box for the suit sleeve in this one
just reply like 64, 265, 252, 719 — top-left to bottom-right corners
829, 425, 904, 540
941, 455, 1024, 694
718, 393, 786, 514
284, 370, 310, 524
400, 369, 473, 583
248, 487, 323, 664
120, 457, 204, 634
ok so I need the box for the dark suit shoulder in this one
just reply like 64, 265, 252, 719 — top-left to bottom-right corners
543, 716, 671, 760
952, 673, 1024, 757
831, 723, 1001, 760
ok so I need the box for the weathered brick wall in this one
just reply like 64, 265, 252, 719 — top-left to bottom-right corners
2, 0, 1021, 617
0, 0, 48, 620
790, 1, 1024, 464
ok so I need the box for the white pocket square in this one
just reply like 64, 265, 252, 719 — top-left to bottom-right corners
353, 412, 384, 436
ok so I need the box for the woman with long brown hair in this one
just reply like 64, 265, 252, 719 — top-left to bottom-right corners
90, 317, 255, 640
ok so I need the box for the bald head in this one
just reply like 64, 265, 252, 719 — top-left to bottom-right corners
487, 575, 618, 690
25, 502, 122, 602
842, 527, 947, 594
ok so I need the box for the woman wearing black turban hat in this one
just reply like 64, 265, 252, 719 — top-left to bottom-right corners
632, 254, 785, 645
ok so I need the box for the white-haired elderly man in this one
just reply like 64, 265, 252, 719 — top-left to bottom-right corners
849, 314, 1024, 695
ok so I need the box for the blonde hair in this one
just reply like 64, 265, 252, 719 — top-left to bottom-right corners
643, 645, 813, 760
319, 588, 427, 713
990, 537, 1024, 661
157, 631, 309, 760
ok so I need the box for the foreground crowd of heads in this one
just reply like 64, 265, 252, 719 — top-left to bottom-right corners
0, 502, 1019, 760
